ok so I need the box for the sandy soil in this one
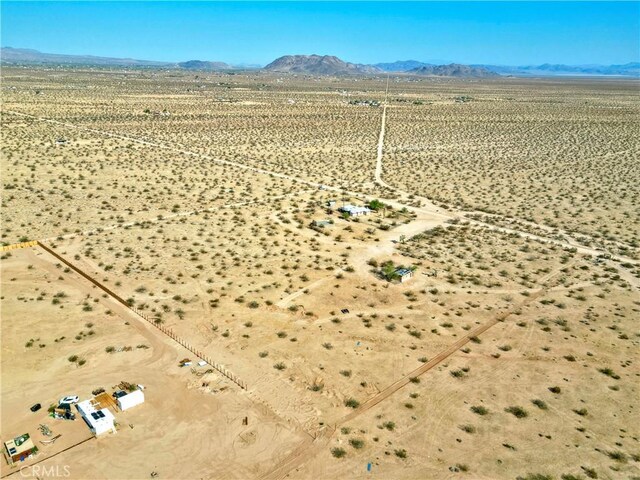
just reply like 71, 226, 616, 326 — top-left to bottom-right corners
1, 67, 639, 480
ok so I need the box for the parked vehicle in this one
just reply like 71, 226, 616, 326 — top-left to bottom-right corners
58, 395, 79, 405
30, 403, 41, 412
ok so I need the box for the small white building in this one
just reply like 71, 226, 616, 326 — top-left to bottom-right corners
395, 268, 414, 283
339, 205, 371, 217
76, 400, 116, 436
116, 389, 145, 411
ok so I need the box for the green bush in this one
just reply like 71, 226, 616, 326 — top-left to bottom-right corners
344, 398, 360, 408
394, 449, 407, 459
331, 447, 346, 458
505, 406, 528, 418
470, 405, 488, 416
349, 438, 364, 449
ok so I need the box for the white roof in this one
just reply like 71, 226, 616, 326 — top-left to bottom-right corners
117, 389, 145, 411
77, 399, 115, 431
340, 204, 371, 214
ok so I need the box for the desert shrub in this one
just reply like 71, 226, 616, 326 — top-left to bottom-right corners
344, 398, 360, 408
605, 450, 627, 462
382, 421, 395, 431
470, 405, 488, 415
459, 424, 476, 433
349, 438, 364, 449
505, 406, 528, 418
273, 362, 286, 370
532, 399, 548, 410
598, 367, 620, 379
331, 447, 346, 458
394, 449, 407, 459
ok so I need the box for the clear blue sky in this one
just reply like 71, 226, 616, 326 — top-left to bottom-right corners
1, 1, 638, 65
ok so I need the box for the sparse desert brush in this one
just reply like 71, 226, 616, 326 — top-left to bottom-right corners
394, 449, 407, 459
470, 405, 489, 416
344, 398, 360, 408
2, 69, 638, 480
531, 399, 548, 410
505, 406, 528, 418
349, 438, 364, 449
331, 447, 346, 458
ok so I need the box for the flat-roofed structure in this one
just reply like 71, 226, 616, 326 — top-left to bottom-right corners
395, 268, 414, 283
3, 433, 37, 464
76, 399, 116, 436
339, 204, 371, 217
116, 389, 145, 411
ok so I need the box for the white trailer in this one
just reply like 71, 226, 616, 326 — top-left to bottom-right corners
117, 389, 145, 411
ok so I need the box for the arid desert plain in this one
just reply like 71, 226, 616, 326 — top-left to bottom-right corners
1, 67, 639, 480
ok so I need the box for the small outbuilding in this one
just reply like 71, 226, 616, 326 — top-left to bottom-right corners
395, 268, 414, 283
4, 433, 37, 464
116, 389, 145, 412
312, 219, 332, 228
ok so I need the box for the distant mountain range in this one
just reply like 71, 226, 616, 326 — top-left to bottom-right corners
0, 47, 233, 70
1, 47, 638, 77
176, 60, 232, 71
373, 60, 429, 72
408, 63, 498, 78
476, 62, 640, 77
264, 55, 380, 75
377, 59, 638, 77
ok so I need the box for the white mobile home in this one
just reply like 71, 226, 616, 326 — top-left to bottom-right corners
76, 400, 116, 436
339, 205, 371, 217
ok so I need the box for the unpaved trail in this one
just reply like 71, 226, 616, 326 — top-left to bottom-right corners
374, 103, 389, 188
40, 189, 315, 243
365, 92, 638, 265
7, 109, 634, 268
261, 264, 566, 480
275, 271, 342, 308
5, 109, 368, 202
340, 262, 563, 425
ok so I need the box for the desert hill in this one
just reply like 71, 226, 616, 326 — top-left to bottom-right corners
264, 54, 381, 75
